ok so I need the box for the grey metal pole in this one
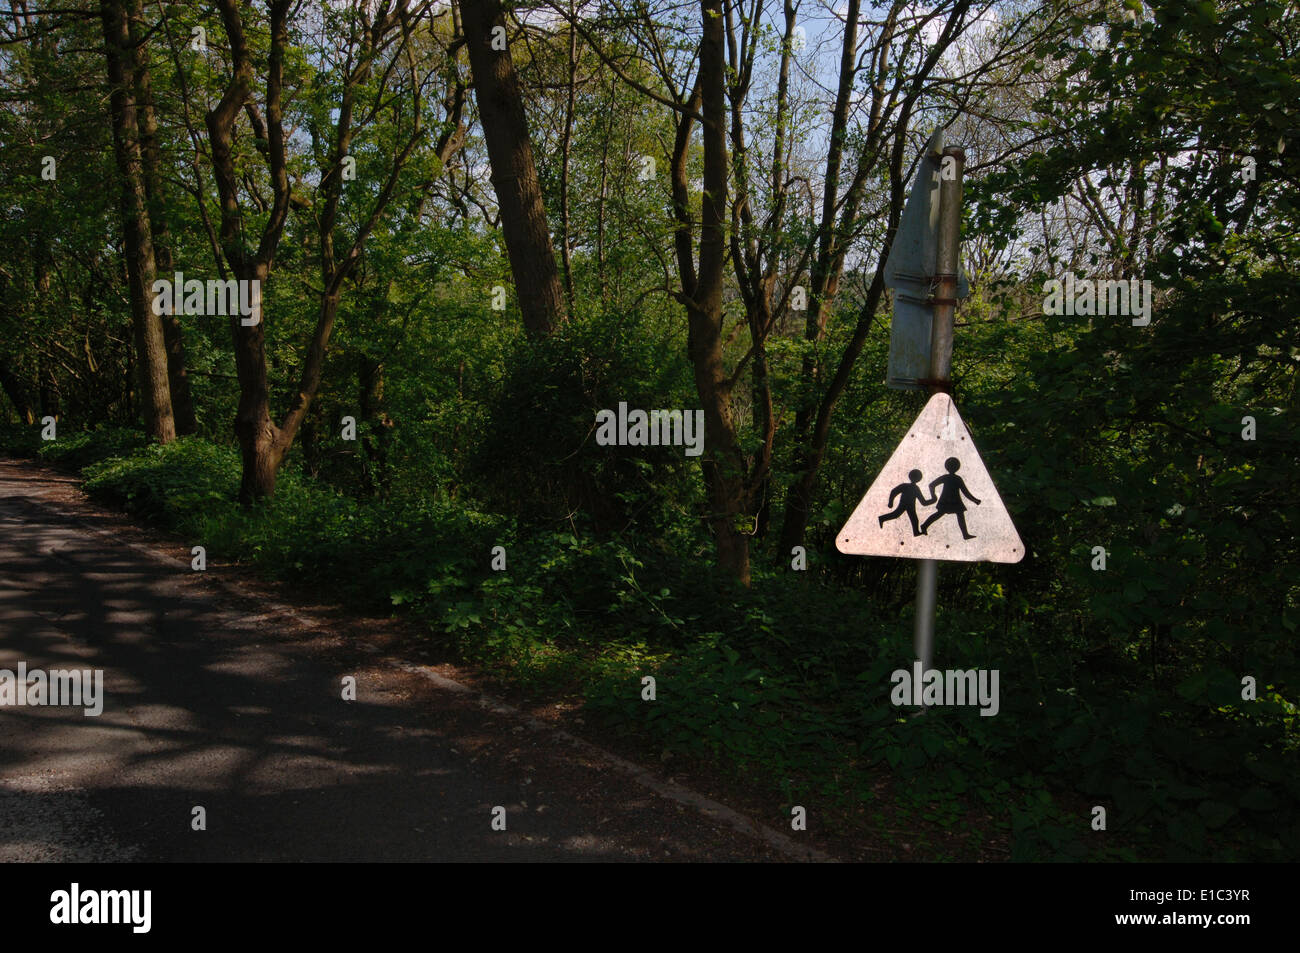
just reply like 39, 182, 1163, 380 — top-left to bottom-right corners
912, 145, 964, 704
914, 558, 937, 674
930, 147, 964, 382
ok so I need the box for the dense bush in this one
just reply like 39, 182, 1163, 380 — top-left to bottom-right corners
0, 421, 42, 457
38, 426, 149, 470
468, 309, 703, 542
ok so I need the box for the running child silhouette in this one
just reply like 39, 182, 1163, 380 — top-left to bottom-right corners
920, 457, 981, 539
879, 469, 933, 536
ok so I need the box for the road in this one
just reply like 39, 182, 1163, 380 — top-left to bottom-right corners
0, 458, 816, 862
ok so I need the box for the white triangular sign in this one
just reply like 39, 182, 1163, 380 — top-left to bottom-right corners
836, 394, 1024, 563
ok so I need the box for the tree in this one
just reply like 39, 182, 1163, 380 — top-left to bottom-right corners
677, 0, 752, 583
202, 0, 460, 501
129, 0, 197, 434
100, 0, 175, 443
461, 0, 567, 338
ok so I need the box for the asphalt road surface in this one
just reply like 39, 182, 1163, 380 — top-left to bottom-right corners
0, 458, 816, 862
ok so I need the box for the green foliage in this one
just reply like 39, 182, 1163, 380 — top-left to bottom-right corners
81, 437, 506, 619
0, 422, 43, 457
37, 426, 149, 470
467, 309, 701, 541
83, 437, 242, 524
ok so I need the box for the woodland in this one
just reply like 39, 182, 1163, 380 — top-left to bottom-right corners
0, 0, 1296, 860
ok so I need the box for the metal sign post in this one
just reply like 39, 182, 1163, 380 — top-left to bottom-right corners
838, 138, 1024, 716
914, 146, 965, 682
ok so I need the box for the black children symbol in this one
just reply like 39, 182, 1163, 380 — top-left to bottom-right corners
879, 457, 981, 541
920, 456, 981, 539
879, 469, 933, 536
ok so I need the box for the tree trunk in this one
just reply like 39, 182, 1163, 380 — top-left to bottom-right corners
596, 71, 614, 304
231, 261, 281, 502
101, 0, 175, 444
238, 423, 280, 502
159, 315, 196, 433
752, 343, 774, 539
688, 0, 750, 586
359, 357, 390, 496
204, 0, 289, 501
462, 0, 566, 338
558, 3, 577, 313
130, 0, 196, 435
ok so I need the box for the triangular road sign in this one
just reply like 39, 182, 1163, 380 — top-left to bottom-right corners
837, 394, 1024, 563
